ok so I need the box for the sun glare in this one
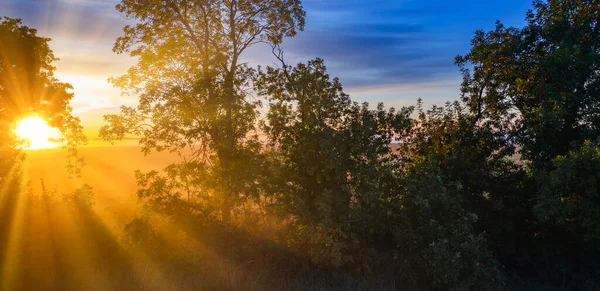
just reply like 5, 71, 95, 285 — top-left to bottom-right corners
15, 117, 61, 150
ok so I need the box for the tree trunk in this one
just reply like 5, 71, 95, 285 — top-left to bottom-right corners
220, 69, 235, 223
221, 200, 231, 223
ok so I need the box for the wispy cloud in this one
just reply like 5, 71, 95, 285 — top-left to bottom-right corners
0, 0, 532, 123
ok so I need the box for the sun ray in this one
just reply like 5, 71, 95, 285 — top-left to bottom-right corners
0, 171, 27, 289
67, 158, 175, 290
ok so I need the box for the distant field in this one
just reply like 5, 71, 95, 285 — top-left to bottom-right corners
22, 146, 182, 228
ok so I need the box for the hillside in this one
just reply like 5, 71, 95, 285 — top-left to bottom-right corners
22, 146, 181, 228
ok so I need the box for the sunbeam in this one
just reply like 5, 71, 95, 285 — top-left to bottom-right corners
0, 166, 27, 290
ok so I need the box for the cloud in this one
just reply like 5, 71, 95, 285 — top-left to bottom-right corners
284, 30, 458, 87
271, 0, 529, 95
55, 55, 132, 77
1, 0, 533, 119
268, 3, 462, 92
1, 0, 127, 69
1, 0, 124, 42
3, 0, 461, 93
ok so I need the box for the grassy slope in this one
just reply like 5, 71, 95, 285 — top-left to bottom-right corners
22, 146, 180, 228
7, 146, 397, 291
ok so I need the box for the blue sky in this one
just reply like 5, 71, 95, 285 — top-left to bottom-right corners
0, 0, 533, 130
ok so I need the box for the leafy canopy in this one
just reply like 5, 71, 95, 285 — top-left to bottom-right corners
101, 0, 306, 221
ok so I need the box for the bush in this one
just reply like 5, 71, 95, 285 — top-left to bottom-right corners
394, 165, 505, 290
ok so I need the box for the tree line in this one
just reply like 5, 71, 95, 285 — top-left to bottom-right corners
2, 0, 600, 290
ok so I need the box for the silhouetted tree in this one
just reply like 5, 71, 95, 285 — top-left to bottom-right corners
100, 0, 306, 222
455, 0, 600, 284
456, 0, 600, 170
0, 17, 86, 174
256, 58, 412, 266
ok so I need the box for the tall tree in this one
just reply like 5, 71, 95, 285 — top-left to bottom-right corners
100, 0, 305, 221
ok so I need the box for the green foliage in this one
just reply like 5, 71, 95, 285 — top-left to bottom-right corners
101, 0, 306, 222
398, 100, 535, 270
256, 58, 413, 264
391, 100, 510, 288
454, 0, 600, 286
255, 58, 505, 289
536, 140, 600, 241
394, 162, 504, 290
284, 223, 359, 268
257, 58, 411, 226
456, 0, 600, 170
531, 140, 600, 282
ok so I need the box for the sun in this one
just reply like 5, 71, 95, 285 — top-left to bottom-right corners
15, 117, 62, 150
